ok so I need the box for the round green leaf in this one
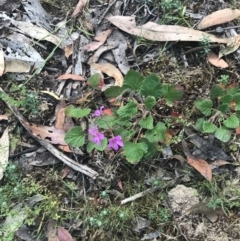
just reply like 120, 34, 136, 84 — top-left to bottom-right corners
139, 115, 154, 130
64, 126, 85, 147
214, 127, 231, 142
145, 96, 156, 110
223, 115, 239, 129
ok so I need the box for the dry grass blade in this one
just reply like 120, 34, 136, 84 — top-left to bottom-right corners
107, 16, 229, 44
0, 49, 4, 76
197, 8, 240, 30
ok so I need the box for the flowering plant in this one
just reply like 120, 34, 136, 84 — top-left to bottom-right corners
64, 70, 184, 163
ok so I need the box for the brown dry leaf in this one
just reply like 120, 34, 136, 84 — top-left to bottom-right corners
57, 74, 85, 81
75, 90, 93, 104
210, 159, 232, 167
4, 59, 31, 73
197, 8, 240, 30
90, 62, 123, 87
57, 226, 74, 241
0, 128, 9, 180
55, 107, 66, 130
0, 49, 4, 76
169, 154, 186, 167
64, 45, 73, 59
107, 16, 229, 44
187, 155, 212, 182
83, 29, 112, 52
47, 220, 60, 241
12, 20, 62, 47
58, 145, 72, 153
23, 120, 67, 145
61, 166, 71, 179
0, 114, 8, 120
207, 52, 229, 68
71, 0, 88, 17
182, 140, 212, 182
219, 35, 240, 58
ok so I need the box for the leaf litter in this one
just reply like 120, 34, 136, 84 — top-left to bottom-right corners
0, 0, 240, 240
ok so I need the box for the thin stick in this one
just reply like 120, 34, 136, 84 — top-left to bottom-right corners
0, 87, 98, 179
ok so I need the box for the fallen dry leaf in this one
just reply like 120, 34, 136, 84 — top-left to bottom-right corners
219, 35, 240, 58
187, 155, 212, 182
11, 19, 62, 47
0, 49, 4, 76
64, 45, 73, 59
55, 107, 66, 130
0, 128, 9, 180
0, 114, 8, 120
197, 8, 240, 30
71, 0, 88, 17
90, 62, 123, 87
41, 91, 60, 100
107, 16, 229, 44
23, 120, 67, 145
57, 226, 74, 241
47, 220, 60, 241
83, 29, 112, 52
57, 74, 85, 81
4, 59, 31, 73
182, 140, 212, 182
207, 52, 229, 68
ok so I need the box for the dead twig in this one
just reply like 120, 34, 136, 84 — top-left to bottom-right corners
121, 181, 173, 205
0, 87, 98, 179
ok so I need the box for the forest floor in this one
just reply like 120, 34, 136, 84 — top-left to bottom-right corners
1, 0, 240, 240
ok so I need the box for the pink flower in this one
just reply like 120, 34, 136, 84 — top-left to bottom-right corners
107, 135, 124, 151
89, 126, 105, 146
92, 106, 104, 117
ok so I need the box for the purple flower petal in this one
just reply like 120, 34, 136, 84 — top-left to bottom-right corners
108, 135, 124, 151
89, 125, 105, 146
92, 106, 104, 117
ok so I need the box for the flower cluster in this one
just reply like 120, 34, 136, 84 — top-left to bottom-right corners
89, 106, 124, 151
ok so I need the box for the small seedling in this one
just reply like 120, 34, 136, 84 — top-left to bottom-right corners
194, 83, 240, 142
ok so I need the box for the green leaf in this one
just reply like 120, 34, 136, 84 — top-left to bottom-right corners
195, 118, 204, 131
87, 73, 102, 88
114, 128, 135, 141
140, 74, 162, 98
195, 99, 212, 116
95, 115, 117, 129
202, 121, 217, 133
162, 85, 183, 105
214, 127, 231, 142
236, 110, 240, 119
139, 138, 157, 159
145, 96, 156, 110
145, 122, 166, 142
220, 94, 232, 104
104, 86, 125, 98
223, 115, 239, 128
210, 85, 224, 99
226, 86, 240, 96
123, 141, 148, 163
139, 115, 154, 130
117, 101, 138, 118
65, 105, 91, 118
217, 103, 229, 114
65, 127, 85, 147
87, 138, 108, 152
123, 70, 144, 90
233, 94, 240, 110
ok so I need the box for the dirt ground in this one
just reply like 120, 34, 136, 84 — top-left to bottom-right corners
1, 0, 240, 240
